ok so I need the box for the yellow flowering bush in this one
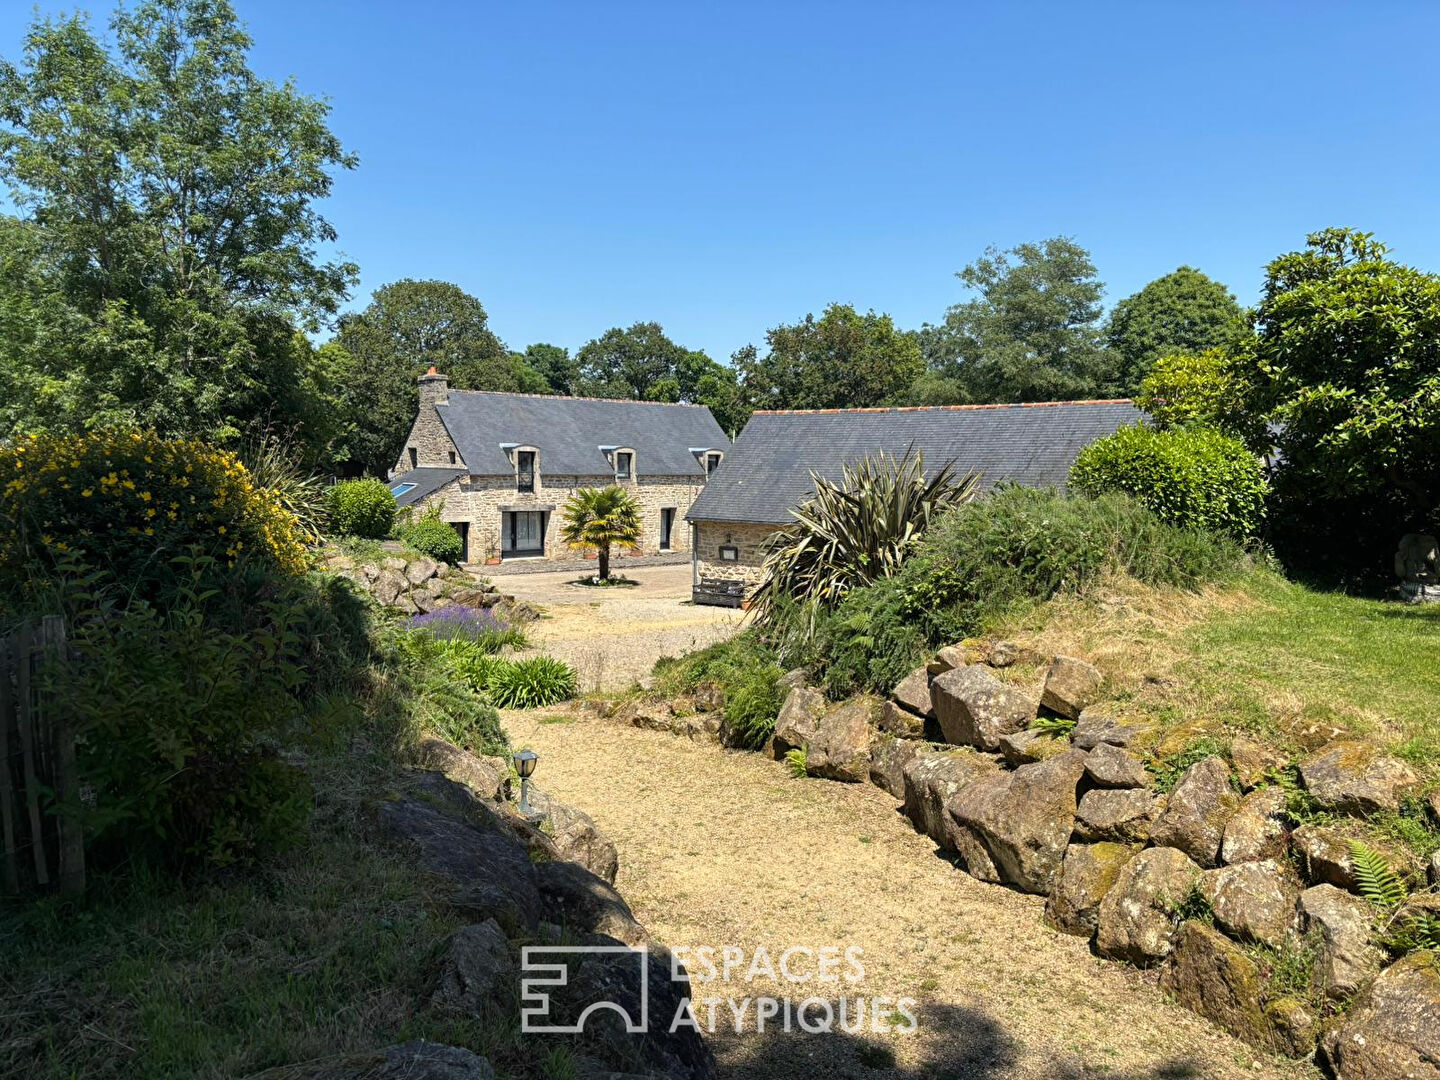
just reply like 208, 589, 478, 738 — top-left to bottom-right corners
0, 430, 307, 597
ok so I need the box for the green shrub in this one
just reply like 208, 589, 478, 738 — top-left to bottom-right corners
487, 656, 577, 709
0, 430, 308, 610
767, 487, 1250, 696
652, 633, 786, 749
1069, 424, 1268, 538
386, 630, 509, 756
35, 558, 373, 870
401, 511, 463, 564
327, 478, 396, 538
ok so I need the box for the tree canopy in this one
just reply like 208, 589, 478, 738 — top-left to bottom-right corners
0, 0, 355, 447
736, 303, 922, 411
1233, 228, 1440, 584
332, 279, 516, 476
921, 237, 1121, 403
1105, 266, 1245, 392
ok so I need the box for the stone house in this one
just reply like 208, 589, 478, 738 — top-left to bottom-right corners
388, 368, 730, 564
684, 399, 1144, 605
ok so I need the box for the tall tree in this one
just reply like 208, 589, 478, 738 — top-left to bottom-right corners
513, 342, 578, 396
0, 0, 355, 445
576, 321, 689, 400
737, 303, 922, 411
1233, 228, 1440, 585
1105, 266, 1245, 392
923, 237, 1120, 403
333, 279, 514, 476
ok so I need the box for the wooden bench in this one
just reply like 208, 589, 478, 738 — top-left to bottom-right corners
693, 577, 746, 608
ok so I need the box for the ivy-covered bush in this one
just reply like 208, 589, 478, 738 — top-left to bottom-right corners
1068, 424, 1268, 538
400, 509, 463, 563
0, 430, 307, 604
326, 478, 396, 538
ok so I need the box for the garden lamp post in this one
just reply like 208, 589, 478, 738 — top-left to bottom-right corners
513, 749, 539, 816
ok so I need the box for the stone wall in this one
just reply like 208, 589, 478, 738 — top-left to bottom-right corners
413, 473, 706, 564
692, 521, 776, 589
393, 374, 458, 475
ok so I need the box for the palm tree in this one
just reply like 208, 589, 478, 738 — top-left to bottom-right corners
560, 485, 643, 582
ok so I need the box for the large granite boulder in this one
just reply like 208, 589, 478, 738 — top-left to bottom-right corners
930, 666, 1036, 751
379, 783, 542, 932
946, 749, 1089, 894
1229, 736, 1287, 791
1039, 656, 1104, 720
1073, 787, 1159, 843
879, 699, 926, 740
805, 699, 874, 783
433, 919, 513, 1017
1292, 823, 1363, 890
1300, 741, 1420, 816
1071, 703, 1158, 752
526, 787, 620, 884
900, 752, 998, 850
534, 859, 647, 946
251, 1041, 494, 1079
1321, 953, 1440, 1080
998, 729, 1070, 767
1199, 859, 1300, 948
1083, 743, 1148, 789
1161, 921, 1315, 1057
412, 737, 511, 802
1220, 786, 1289, 865
771, 686, 827, 758
890, 666, 935, 719
1299, 884, 1385, 1000
560, 943, 717, 1080
1149, 756, 1241, 868
1044, 842, 1139, 937
1095, 846, 1203, 965
869, 735, 928, 799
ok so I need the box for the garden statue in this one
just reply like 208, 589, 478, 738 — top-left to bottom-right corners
1395, 532, 1440, 603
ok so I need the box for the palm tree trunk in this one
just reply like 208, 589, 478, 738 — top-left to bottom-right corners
598, 543, 610, 582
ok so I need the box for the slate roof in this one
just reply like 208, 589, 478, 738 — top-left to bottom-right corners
389, 467, 465, 507
434, 391, 729, 477
686, 400, 1145, 525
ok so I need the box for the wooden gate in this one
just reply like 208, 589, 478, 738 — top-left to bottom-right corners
0, 615, 84, 897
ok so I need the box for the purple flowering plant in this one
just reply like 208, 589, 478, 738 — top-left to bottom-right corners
406, 605, 525, 652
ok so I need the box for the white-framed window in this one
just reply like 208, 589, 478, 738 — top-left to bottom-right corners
614, 449, 634, 481
517, 449, 537, 492
704, 451, 723, 478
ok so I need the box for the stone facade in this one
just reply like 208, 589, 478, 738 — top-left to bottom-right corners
692, 521, 776, 590
394, 375, 707, 564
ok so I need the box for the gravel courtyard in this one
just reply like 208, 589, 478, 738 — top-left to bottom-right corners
502, 562, 743, 692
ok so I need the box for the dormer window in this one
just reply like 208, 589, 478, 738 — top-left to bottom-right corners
517, 450, 536, 492
704, 451, 723, 478
614, 450, 633, 481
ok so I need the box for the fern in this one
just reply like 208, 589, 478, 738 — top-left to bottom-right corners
1386, 910, 1440, 953
785, 748, 808, 779
1348, 839, 1408, 911
1031, 714, 1076, 738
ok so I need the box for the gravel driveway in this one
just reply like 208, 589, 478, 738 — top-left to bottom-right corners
502, 563, 743, 692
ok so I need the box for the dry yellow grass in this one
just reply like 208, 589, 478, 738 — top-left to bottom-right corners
510, 707, 1316, 1080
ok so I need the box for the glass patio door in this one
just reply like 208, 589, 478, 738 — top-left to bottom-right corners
502, 511, 545, 557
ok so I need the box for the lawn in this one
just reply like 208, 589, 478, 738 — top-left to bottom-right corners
996, 569, 1440, 773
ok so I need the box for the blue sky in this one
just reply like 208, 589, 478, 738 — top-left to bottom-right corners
3, 1, 1439, 364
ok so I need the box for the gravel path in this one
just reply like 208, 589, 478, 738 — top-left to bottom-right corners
503, 564, 742, 692
508, 709, 1315, 1080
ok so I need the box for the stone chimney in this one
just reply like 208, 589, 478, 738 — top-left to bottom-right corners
418, 365, 449, 407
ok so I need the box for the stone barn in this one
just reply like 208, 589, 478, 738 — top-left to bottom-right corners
684, 399, 1144, 605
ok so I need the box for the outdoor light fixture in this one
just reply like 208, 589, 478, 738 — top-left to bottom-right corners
513, 749, 539, 816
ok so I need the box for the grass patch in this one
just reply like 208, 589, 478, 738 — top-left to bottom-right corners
992, 570, 1440, 776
